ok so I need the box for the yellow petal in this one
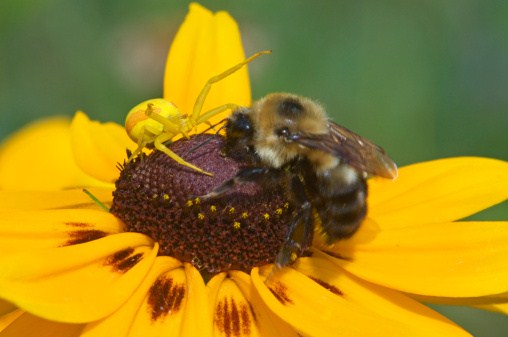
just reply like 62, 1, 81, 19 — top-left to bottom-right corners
207, 273, 263, 337
70, 112, 134, 183
475, 302, 508, 315
0, 209, 124, 254
368, 157, 508, 229
0, 310, 84, 337
252, 266, 411, 337
80, 256, 184, 337
207, 274, 270, 337
211, 271, 301, 337
0, 117, 107, 190
0, 233, 157, 323
178, 263, 213, 337
0, 300, 16, 319
293, 256, 472, 336
413, 292, 508, 306
410, 292, 508, 315
127, 262, 211, 337
0, 309, 23, 333
164, 3, 251, 134
229, 271, 302, 337
327, 219, 508, 297
0, 187, 113, 211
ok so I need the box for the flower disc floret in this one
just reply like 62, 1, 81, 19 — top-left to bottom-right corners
111, 135, 292, 277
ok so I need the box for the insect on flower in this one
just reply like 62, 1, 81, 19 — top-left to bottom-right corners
124, 50, 271, 176
201, 93, 398, 269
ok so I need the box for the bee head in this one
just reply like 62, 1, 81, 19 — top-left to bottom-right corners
224, 108, 255, 153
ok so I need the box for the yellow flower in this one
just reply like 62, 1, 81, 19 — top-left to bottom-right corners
0, 3, 507, 337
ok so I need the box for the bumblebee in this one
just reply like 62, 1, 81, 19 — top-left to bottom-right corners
202, 93, 397, 269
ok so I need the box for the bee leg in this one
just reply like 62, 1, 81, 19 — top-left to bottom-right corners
200, 167, 283, 200
274, 176, 313, 269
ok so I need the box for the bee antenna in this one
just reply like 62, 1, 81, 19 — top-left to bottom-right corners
185, 121, 227, 156
199, 118, 228, 135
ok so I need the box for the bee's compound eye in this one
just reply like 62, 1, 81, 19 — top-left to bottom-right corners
275, 127, 290, 138
227, 112, 254, 138
236, 115, 252, 133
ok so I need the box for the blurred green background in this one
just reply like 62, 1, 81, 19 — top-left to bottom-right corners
0, 0, 506, 335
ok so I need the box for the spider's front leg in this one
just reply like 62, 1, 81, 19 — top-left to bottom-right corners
126, 124, 159, 162
188, 50, 271, 133
153, 132, 213, 176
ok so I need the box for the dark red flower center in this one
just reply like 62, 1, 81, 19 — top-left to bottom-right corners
111, 134, 291, 278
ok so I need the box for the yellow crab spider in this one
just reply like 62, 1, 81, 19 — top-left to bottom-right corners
125, 50, 271, 176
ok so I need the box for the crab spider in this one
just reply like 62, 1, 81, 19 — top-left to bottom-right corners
124, 50, 271, 176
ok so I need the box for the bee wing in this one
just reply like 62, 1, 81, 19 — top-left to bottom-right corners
292, 121, 398, 179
